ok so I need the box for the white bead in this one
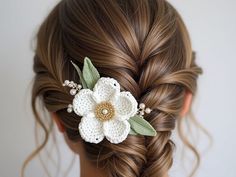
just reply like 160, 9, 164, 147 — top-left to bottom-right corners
70, 89, 77, 95
77, 84, 82, 89
102, 109, 108, 115
140, 111, 144, 116
64, 80, 69, 85
145, 108, 152, 114
139, 103, 145, 109
67, 107, 73, 113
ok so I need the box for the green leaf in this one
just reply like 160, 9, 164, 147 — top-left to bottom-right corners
129, 128, 138, 135
82, 57, 100, 89
128, 115, 157, 136
70, 61, 87, 89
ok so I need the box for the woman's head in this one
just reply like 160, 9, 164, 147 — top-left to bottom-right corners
30, 0, 202, 177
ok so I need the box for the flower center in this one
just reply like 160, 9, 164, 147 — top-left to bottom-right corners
95, 102, 115, 121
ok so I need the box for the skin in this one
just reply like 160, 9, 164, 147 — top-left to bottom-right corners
51, 91, 193, 177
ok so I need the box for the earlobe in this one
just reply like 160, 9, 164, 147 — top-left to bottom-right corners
180, 91, 193, 117
51, 112, 65, 133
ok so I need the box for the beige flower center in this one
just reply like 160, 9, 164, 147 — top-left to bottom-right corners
95, 102, 115, 121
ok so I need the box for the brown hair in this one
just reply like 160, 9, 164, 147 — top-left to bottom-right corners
24, 0, 203, 177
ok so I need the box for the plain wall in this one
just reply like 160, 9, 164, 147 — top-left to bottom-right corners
0, 0, 235, 177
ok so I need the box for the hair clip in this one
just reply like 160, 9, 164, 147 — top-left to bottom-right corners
63, 57, 157, 144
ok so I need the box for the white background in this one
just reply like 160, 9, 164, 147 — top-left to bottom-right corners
0, 0, 235, 177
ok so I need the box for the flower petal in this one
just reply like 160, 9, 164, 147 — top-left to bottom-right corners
112, 91, 138, 120
73, 89, 96, 116
78, 113, 104, 144
103, 119, 130, 144
93, 77, 120, 102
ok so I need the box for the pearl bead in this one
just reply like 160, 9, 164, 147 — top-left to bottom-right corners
68, 83, 73, 87
77, 84, 82, 89
139, 103, 145, 109
64, 80, 69, 85
102, 109, 108, 115
145, 108, 152, 114
70, 89, 77, 95
67, 107, 73, 113
140, 111, 144, 116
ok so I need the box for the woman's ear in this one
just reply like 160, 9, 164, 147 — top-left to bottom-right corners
51, 112, 65, 133
180, 91, 193, 117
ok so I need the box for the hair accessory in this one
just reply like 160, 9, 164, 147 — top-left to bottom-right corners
63, 57, 157, 144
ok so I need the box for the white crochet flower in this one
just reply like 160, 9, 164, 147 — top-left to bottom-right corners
72, 77, 138, 144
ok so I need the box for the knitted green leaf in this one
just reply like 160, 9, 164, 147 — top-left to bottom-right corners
70, 61, 87, 89
82, 57, 100, 89
129, 127, 138, 135
128, 115, 157, 136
